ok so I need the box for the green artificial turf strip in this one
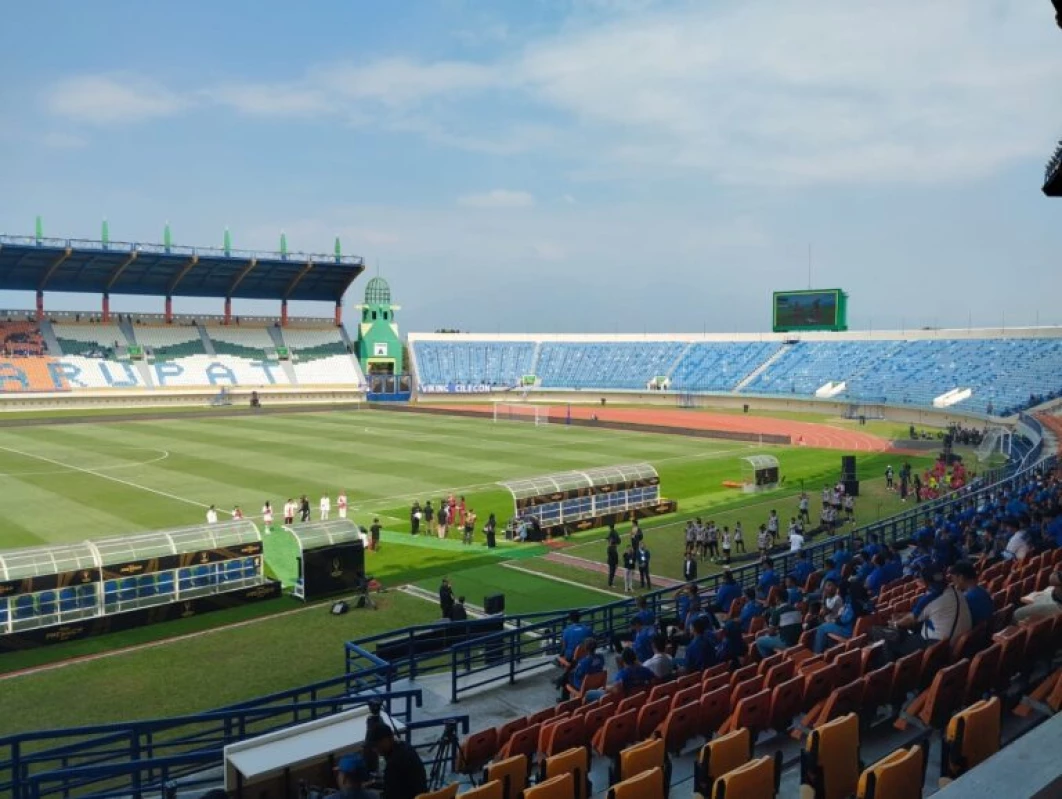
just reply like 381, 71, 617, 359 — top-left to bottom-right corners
0, 590, 436, 736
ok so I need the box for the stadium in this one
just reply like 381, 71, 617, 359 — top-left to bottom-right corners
2, 5, 1062, 799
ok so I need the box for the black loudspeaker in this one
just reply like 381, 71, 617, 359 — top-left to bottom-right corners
841, 456, 857, 479
484, 594, 505, 615
843, 479, 860, 497
743, 404, 750, 414
331, 600, 349, 615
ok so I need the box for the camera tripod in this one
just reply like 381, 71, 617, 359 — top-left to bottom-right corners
427, 719, 461, 790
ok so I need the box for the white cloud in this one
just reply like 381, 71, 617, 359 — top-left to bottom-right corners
46, 74, 186, 125
457, 190, 536, 208
40, 131, 87, 149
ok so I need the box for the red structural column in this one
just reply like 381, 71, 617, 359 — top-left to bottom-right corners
102, 294, 110, 323
334, 301, 342, 327
165, 296, 173, 324
224, 298, 232, 325
35, 291, 44, 321
280, 300, 288, 327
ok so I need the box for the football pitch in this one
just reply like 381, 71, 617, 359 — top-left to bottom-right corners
0, 407, 935, 734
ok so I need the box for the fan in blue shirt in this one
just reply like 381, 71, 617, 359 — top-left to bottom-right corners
713, 574, 742, 615
756, 559, 780, 599
738, 588, 765, 632
632, 622, 655, 663
559, 611, 592, 662
788, 553, 815, 587
950, 561, 994, 629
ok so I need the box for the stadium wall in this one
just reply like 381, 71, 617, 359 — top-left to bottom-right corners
0, 386, 364, 413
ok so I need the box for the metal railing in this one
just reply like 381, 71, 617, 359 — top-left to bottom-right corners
0, 675, 416, 799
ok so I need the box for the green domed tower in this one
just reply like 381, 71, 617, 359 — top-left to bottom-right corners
356, 276, 403, 375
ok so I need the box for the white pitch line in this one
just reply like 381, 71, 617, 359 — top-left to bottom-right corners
0, 447, 170, 478
500, 561, 624, 598
0, 443, 220, 514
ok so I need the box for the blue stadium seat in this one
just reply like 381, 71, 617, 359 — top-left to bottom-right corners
0, 601, 8, 628
193, 565, 212, 588
119, 578, 137, 603
157, 572, 175, 596
242, 557, 258, 579
178, 568, 194, 592
223, 560, 242, 583
413, 341, 536, 387
76, 584, 97, 609
37, 591, 57, 616
58, 587, 78, 613
137, 574, 156, 598
103, 580, 119, 607
14, 595, 34, 620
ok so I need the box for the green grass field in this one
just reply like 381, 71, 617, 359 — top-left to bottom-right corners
0, 407, 939, 735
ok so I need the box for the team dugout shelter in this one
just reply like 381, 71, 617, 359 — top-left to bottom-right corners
0, 520, 279, 652
500, 462, 677, 540
0, 229, 364, 326
283, 520, 368, 601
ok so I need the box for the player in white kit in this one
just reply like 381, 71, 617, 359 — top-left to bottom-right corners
319, 493, 331, 521
337, 492, 348, 519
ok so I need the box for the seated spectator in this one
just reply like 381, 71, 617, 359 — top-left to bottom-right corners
738, 587, 765, 632
712, 570, 742, 615
1014, 570, 1062, 625
880, 563, 971, 660
715, 620, 747, 670
865, 554, 890, 596
821, 557, 842, 587
558, 636, 605, 701
587, 647, 654, 701
814, 579, 870, 653
331, 754, 378, 799
820, 579, 843, 624
784, 574, 804, 605
642, 633, 675, 679
1003, 519, 1032, 561
832, 541, 852, 569
949, 561, 994, 629
631, 617, 655, 664
754, 590, 803, 658
756, 557, 780, 600
680, 616, 719, 673
558, 611, 592, 665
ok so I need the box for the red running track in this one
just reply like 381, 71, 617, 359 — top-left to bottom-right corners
431, 403, 892, 452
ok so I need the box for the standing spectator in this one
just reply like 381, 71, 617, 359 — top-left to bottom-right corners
484, 513, 497, 548
798, 492, 811, 524
607, 540, 619, 588
631, 522, 644, 555
757, 525, 771, 556
843, 494, 855, 523
320, 493, 331, 521
788, 523, 805, 553
462, 509, 477, 544
607, 524, 621, 547
283, 498, 295, 526
365, 724, 428, 799
638, 545, 652, 589
706, 523, 719, 562
300, 495, 311, 522
438, 578, 455, 619
622, 545, 636, 593
683, 546, 698, 582
767, 510, 780, 543
410, 501, 421, 535
885, 465, 894, 490
369, 517, 382, 551
720, 526, 732, 565
423, 500, 434, 533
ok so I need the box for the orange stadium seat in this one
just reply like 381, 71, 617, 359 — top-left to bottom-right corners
800, 713, 861, 799
484, 755, 527, 799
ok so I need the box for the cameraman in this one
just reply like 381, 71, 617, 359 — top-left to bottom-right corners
365, 725, 427, 799
331, 754, 378, 799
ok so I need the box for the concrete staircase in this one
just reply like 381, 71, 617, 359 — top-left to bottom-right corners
119, 318, 138, 347
38, 319, 63, 356
732, 343, 788, 393
196, 324, 217, 356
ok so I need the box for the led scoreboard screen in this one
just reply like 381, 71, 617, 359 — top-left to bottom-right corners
772, 289, 848, 332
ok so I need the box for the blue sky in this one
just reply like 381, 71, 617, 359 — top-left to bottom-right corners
1, 0, 1060, 332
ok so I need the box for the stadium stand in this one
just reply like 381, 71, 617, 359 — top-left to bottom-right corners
536, 341, 686, 389
152, 354, 291, 387
52, 321, 124, 358
283, 326, 350, 359
409, 332, 1062, 414
414, 340, 536, 388
0, 320, 46, 357
292, 353, 364, 386
55, 356, 146, 389
205, 324, 278, 358
135, 324, 208, 359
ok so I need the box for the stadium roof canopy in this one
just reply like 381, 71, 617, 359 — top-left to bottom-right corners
0, 235, 365, 302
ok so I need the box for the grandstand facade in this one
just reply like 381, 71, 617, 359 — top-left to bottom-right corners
409, 328, 1062, 417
